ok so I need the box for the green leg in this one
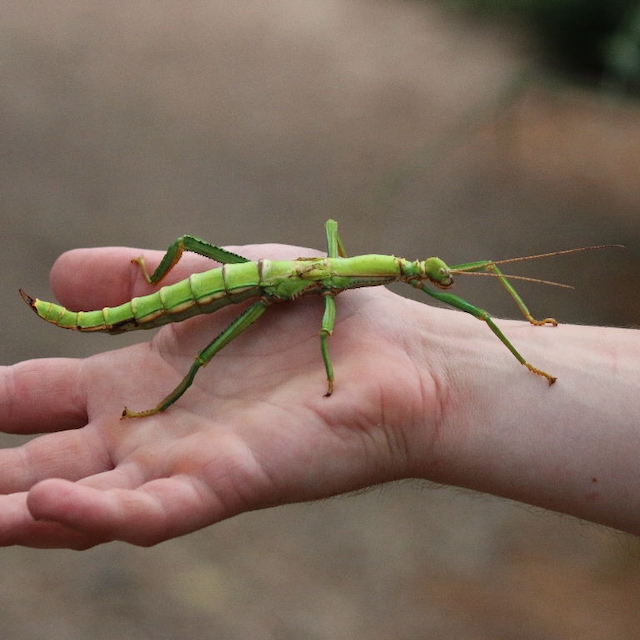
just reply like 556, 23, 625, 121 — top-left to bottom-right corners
325, 219, 347, 258
320, 293, 337, 396
133, 235, 249, 285
449, 260, 557, 326
122, 300, 269, 418
320, 220, 346, 396
412, 282, 556, 384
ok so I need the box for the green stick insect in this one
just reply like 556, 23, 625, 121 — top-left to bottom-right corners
20, 220, 616, 418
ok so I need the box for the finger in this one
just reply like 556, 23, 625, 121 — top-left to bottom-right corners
50, 247, 215, 309
0, 461, 145, 549
49, 244, 312, 311
0, 427, 112, 493
0, 359, 87, 434
27, 475, 225, 546
0, 492, 104, 549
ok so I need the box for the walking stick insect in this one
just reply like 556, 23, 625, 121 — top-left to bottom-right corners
20, 220, 618, 418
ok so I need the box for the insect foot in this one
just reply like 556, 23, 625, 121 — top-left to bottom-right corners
524, 363, 557, 385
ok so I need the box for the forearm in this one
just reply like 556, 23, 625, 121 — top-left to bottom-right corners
420, 309, 640, 534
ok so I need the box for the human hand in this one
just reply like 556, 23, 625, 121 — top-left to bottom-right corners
0, 244, 442, 548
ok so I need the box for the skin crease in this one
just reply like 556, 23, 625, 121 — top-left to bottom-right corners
0, 243, 639, 549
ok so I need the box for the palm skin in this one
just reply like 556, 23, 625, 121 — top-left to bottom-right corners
0, 244, 440, 548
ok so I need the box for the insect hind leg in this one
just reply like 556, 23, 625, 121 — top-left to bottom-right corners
133, 235, 250, 285
121, 299, 269, 418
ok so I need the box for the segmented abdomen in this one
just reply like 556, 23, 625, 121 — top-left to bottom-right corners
25, 262, 263, 334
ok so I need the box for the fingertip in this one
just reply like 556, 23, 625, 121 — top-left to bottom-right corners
29, 480, 135, 542
27, 480, 151, 545
50, 247, 104, 289
50, 247, 139, 309
27, 477, 78, 522
28, 479, 117, 544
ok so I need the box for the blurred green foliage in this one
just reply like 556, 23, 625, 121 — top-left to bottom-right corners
441, 0, 640, 94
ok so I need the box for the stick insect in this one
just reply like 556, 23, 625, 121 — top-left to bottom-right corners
20, 220, 616, 418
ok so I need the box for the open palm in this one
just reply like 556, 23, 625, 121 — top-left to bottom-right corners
0, 244, 440, 548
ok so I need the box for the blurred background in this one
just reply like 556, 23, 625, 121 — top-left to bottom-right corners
2, 1, 640, 638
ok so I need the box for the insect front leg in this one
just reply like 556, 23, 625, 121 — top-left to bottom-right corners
133, 235, 250, 285
449, 260, 557, 326
412, 282, 556, 384
121, 299, 269, 418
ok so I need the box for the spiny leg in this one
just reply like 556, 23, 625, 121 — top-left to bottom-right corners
122, 300, 269, 418
320, 293, 337, 396
411, 282, 556, 384
449, 260, 557, 326
133, 235, 250, 285
325, 219, 348, 258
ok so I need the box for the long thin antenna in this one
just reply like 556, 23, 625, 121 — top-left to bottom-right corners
478, 244, 624, 268
449, 270, 573, 289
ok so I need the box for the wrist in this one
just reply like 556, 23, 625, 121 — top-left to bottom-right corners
408, 307, 640, 534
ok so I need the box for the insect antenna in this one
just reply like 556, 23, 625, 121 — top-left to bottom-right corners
479, 244, 625, 268
449, 270, 573, 289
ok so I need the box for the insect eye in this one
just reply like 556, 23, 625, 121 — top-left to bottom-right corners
437, 269, 453, 288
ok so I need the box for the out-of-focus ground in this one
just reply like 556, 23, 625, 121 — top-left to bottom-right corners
2, 1, 640, 638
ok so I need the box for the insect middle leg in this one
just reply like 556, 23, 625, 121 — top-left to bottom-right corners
413, 282, 557, 384
133, 235, 250, 285
122, 299, 269, 418
449, 260, 557, 326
